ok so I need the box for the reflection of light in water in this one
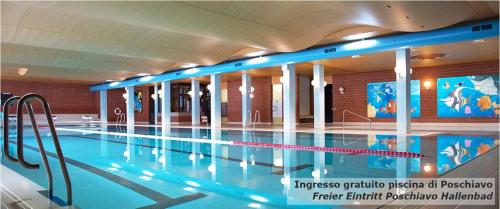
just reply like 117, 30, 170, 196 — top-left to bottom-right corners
208, 164, 215, 173
111, 163, 121, 168
248, 203, 261, 208
158, 155, 166, 163
249, 195, 268, 203
250, 155, 255, 166
280, 175, 290, 186
186, 181, 200, 187
152, 148, 158, 155
424, 163, 432, 172
312, 168, 328, 178
199, 153, 204, 159
189, 153, 195, 161
139, 175, 152, 181
239, 160, 247, 168
107, 167, 118, 171
183, 187, 196, 192
123, 150, 129, 157
142, 170, 154, 176
273, 158, 283, 167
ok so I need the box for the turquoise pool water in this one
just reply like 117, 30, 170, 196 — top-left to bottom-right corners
1, 125, 498, 209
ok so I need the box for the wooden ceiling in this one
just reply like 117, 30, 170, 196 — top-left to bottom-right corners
1, 1, 498, 84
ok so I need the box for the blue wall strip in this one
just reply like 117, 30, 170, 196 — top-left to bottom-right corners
90, 19, 498, 91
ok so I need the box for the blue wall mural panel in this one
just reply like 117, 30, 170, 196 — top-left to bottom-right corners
437, 75, 499, 118
437, 135, 498, 174
367, 80, 420, 118
367, 135, 420, 173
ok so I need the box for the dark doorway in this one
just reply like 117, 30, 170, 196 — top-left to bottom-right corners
325, 84, 333, 123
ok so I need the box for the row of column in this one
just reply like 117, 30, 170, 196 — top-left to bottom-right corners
99, 48, 412, 134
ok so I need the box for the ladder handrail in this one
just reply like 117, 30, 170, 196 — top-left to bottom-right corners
16, 93, 72, 205
252, 110, 261, 129
342, 109, 371, 131
3, 96, 20, 162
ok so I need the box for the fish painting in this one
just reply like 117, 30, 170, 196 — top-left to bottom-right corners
476, 143, 491, 156
440, 87, 467, 111
440, 142, 469, 165
444, 81, 450, 90
386, 100, 397, 113
476, 95, 492, 111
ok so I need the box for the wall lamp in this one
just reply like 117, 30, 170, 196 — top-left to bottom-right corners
423, 80, 432, 90
338, 86, 345, 95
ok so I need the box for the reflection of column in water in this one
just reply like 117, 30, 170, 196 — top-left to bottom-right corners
191, 129, 201, 170
126, 126, 135, 163
161, 127, 172, 170
241, 130, 249, 179
313, 132, 326, 180
209, 129, 222, 181
100, 126, 108, 157
282, 131, 296, 194
396, 135, 411, 194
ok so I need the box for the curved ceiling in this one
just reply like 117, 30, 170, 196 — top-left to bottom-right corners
1, 1, 498, 83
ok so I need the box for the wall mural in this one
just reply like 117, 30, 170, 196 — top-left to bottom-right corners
437, 75, 499, 118
367, 80, 421, 118
437, 135, 498, 174
367, 135, 420, 173
134, 91, 143, 113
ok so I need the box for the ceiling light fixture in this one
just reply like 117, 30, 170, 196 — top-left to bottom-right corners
105, 80, 115, 82
181, 63, 198, 68
344, 39, 378, 50
411, 53, 446, 60
137, 73, 150, 76
351, 55, 361, 58
343, 32, 376, 41
245, 51, 266, 57
17, 68, 29, 76
473, 39, 484, 43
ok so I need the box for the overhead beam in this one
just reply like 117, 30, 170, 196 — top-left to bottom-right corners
90, 19, 498, 91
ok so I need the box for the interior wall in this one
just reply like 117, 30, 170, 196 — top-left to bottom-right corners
227, 76, 273, 123
1, 80, 99, 114
331, 60, 499, 123
298, 76, 311, 116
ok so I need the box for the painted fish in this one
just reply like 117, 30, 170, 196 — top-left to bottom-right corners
440, 87, 466, 111
476, 143, 491, 156
386, 100, 396, 113
476, 95, 492, 111
444, 81, 450, 90
469, 76, 499, 95
440, 142, 469, 165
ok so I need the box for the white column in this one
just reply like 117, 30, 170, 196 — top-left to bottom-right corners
191, 80, 201, 125
161, 81, 171, 131
153, 83, 159, 125
210, 74, 222, 129
125, 86, 135, 129
313, 64, 325, 129
282, 64, 296, 130
242, 73, 252, 127
395, 48, 411, 134
99, 90, 107, 125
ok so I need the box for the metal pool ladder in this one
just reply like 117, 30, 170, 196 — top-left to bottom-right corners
342, 109, 371, 131
252, 110, 261, 129
2, 93, 73, 206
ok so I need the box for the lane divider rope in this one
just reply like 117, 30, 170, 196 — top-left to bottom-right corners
56, 128, 423, 158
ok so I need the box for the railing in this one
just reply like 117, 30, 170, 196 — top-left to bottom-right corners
252, 110, 261, 129
342, 109, 371, 131
2, 93, 72, 206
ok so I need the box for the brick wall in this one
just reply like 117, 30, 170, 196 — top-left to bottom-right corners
332, 60, 499, 123
1, 80, 99, 114
105, 86, 151, 122
227, 77, 273, 122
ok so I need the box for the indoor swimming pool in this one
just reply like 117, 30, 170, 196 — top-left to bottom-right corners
1, 125, 498, 209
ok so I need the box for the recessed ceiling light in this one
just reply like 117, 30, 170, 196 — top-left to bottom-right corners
137, 73, 150, 76
351, 55, 361, 58
411, 53, 446, 60
181, 63, 197, 68
105, 80, 115, 82
473, 39, 485, 43
18, 68, 28, 76
343, 32, 376, 41
245, 50, 266, 57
